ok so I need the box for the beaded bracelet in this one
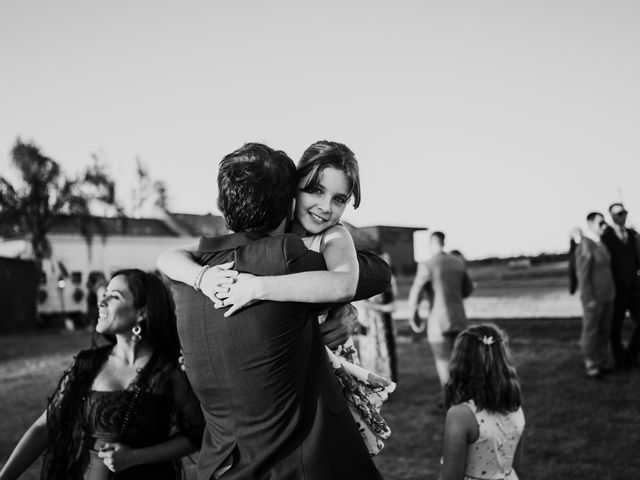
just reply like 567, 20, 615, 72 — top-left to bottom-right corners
193, 264, 212, 292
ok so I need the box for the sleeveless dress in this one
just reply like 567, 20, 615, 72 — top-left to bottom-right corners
303, 230, 396, 456
462, 400, 525, 480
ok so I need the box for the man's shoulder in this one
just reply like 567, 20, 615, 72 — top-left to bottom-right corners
579, 236, 596, 249
227, 233, 319, 276
601, 227, 614, 241
428, 252, 461, 266
577, 237, 599, 257
197, 232, 277, 252
195, 233, 307, 258
425, 253, 442, 265
236, 233, 308, 255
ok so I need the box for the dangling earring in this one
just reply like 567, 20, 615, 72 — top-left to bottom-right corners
132, 324, 142, 344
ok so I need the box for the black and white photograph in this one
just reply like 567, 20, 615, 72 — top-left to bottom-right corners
1, 1, 639, 479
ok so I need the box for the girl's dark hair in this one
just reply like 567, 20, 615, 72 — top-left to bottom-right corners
297, 140, 361, 209
444, 323, 522, 413
107, 269, 180, 360
218, 143, 297, 233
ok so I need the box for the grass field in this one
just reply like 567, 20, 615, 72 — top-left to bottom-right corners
2, 316, 639, 480
1, 267, 637, 479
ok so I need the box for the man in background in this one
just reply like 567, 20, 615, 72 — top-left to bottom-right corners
576, 212, 615, 378
601, 202, 640, 369
407, 231, 473, 389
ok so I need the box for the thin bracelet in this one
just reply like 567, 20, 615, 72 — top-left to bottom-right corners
193, 264, 212, 292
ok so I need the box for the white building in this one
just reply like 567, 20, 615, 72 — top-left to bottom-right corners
0, 212, 227, 321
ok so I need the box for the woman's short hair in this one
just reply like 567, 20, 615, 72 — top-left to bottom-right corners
297, 140, 361, 209
109, 269, 180, 359
218, 143, 297, 233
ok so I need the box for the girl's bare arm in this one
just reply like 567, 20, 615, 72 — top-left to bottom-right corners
221, 225, 359, 316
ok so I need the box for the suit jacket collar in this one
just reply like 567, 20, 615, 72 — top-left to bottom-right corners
605, 225, 631, 245
198, 231, 269, 252
612, 224, 629, 241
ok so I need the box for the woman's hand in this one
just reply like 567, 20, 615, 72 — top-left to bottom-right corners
199, 261, 238, 307
214, 273, 262, 317
98, 442, 137, 472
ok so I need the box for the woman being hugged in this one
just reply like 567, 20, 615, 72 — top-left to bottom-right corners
0, 269, 204, 480
440, 323, 525, 480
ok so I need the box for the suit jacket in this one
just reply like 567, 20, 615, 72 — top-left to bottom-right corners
568, 239, 579, 295
173, 232, 388, 480
601, 226, 640, 291
418, 252, 470, 341
575, 236, 615, 303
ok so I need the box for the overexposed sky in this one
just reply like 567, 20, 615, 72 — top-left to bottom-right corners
1, 0, 639, 259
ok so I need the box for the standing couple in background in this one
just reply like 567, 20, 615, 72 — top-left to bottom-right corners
159, 141, 394, 479
574, 203, 640, 378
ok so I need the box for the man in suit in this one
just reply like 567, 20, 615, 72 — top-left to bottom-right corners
600, 202, 640, 368
576, 212, 615, 378
171, 144, 388, 480
407, 231, 473, 388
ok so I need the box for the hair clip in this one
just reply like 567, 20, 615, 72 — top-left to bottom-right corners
480, 335, 494, 346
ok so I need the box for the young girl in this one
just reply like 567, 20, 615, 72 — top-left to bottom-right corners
440, 323, 525, 480
157, 140, 395, 455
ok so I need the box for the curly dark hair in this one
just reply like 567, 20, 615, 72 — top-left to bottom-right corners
217, 143, 297, 233
444, 323, 522, 413
297, 140, 361, 209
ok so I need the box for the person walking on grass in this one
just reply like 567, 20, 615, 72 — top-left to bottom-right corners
600, 202, 640, 369
439, 323, 525, 480
407, 231, 473, 389
576, 211, 616, 378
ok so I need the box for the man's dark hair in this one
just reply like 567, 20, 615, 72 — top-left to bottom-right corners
217, 143, 297, 233
586, 211, 603, 223
608, 202, 625, 213
431, 231, 446, 246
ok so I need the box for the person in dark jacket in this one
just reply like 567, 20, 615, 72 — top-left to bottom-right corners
601, 202, 640, 368
163, 143, 389, 479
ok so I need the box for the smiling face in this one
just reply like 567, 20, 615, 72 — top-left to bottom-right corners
96, 275, 141, 336
294, 166, 351, 235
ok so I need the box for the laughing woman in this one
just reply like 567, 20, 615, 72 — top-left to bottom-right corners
0, 269, 204, 480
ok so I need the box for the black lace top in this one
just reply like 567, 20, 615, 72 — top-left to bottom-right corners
41, 346, 205, 480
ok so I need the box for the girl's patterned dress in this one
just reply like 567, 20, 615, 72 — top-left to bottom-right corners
461, 400, 525, 480
303, 231, 396, 456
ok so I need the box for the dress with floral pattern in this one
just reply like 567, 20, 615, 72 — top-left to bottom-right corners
304, 231, 396, 456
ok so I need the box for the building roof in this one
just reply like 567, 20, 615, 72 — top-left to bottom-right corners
0, 212, 227, 239
342, 221, 381, 251
170, 213, 227, 237
342, 222, 427, 251
52, 215, 179, 237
